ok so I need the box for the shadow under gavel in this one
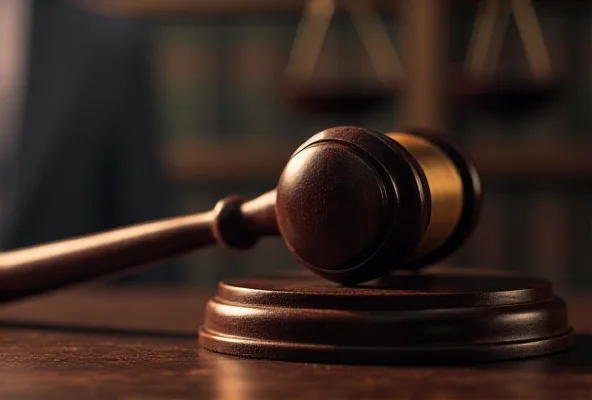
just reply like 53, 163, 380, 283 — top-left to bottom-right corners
0, 127, 480, 303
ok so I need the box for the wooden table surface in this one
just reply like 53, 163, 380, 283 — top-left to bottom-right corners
0, 285, 591, 400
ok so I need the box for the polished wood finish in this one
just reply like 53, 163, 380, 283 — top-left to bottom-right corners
200, 269, 573, 364
0, 127, 480, 299
276, 127, 428, 284
275, 127, 480, 283
0, 287, 590, 399
0, 190, 278, 302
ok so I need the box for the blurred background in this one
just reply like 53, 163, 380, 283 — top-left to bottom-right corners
5, 0, 591, 291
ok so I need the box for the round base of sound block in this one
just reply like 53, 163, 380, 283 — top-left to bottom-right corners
198, 269, 573, 364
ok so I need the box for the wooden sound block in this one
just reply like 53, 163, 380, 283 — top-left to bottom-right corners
198, 268, 574, 364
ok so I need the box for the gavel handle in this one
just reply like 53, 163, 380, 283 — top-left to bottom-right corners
0, 190, 278, 302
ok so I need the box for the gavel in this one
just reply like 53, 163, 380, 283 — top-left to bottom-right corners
0, 127, 481, 302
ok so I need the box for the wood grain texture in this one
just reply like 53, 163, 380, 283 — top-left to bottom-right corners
0, 191, 277, 302
0, 287, 591, 399
0, 127, 480, 299
200, 270, 573, 364
275, 127, 430, 284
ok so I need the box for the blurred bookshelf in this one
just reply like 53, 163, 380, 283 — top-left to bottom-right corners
90, 0, 402, 16
87, 0, 592, 289
165, 140, 592, 182
88, 1, 589, 16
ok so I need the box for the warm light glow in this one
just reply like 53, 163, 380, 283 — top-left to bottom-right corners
387, 133, 464, 259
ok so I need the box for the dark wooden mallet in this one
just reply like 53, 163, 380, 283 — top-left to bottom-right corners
0, 126, 478, 301
0, 126, 573, 364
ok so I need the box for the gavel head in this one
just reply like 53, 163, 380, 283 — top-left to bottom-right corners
275, 126, 481, 285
